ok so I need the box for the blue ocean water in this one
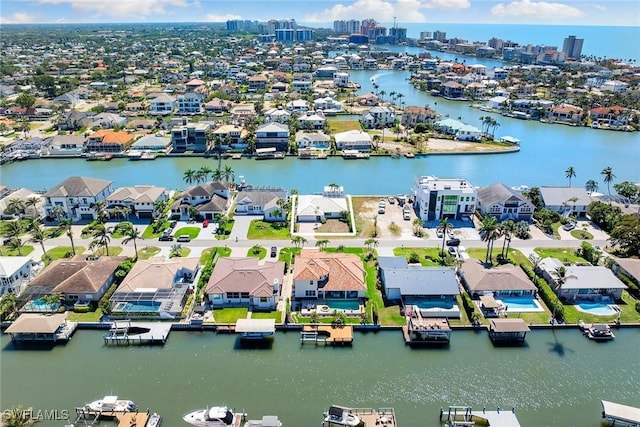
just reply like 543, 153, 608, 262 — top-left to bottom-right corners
307, 22, 640, 62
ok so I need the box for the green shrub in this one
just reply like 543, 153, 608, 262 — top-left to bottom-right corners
98, 283, 118, 315
635, 301, 640, 314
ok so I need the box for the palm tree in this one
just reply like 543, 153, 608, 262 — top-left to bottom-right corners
364, 238, 379, 252
291, 235, 307, 249
7, 236, 26, 255
50, 205, 66, 221
565, 166, 576, 187
479, 216, 499, 263
122, 226, 143, 259
436, 218, 453, 256
58, 219, 76, 255
499, 220, 517, 259
90, 224, 111, 256
170, 243, 184, 258
585, 179, 599, 194
315, 239, 329, 251
198, 165, 213, 182
6, 198, 26, 217
29, 223, 49, 257
223, 165, 235, 183
250, 244, 262, 255
412, 218, 423, 236
3, 221, 23, 239
1, 405, 38, 426
183, 168, 197, 185
601, 166, 616, 195
212, 168, 223, 182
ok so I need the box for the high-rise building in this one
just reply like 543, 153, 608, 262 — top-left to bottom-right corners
433, 30, 447, 42
562, 35, 584, 60
419, 31, 432, 40
333, 20, 360, 34
389, 27, 407, 43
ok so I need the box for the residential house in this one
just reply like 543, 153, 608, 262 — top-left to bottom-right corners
334, 130, 372, 152
110, 257, 199, 316
378, 257, 460, 318
264, 107, 292, 124
401, 106, 439, 128
85, 130, 134, 153
149, 93, 176, 115
248, 74, 268, 92
43, 176, 113, 220
203, 98, 230, 114
589, 106, 629, 126
212, 125, 248, 149
21, 255, 126, 304
90, 112, 127, 129
455, 124, 482, 142
291, 80, 312, 93
176, 92, 204, 115
612, 258, 640, 287
296, 191, 348, 222
106, 185, 169, 219
539, 186, 591, 217
235, 188, 287, 218
295, 131, 330, 150
57, 110, 94, 131
46, 134, 85, 156
205, 257, 285, 310
171, 122, 210, 153
298, 111, 326, 130
0, 188, 43, 219
170, 181, 231, 221
441, 81, 465, 99
229, 103, 256, 121
292, 250, 366, 300
537, 258, 626, 302
125, 101, 147, 116
185, 78, 206, 91
413, 175, 477, 221
0, 256, 33, 296
285, 99, 309, 114
361, 106, 395, 129
477, 183, 535, 222
333, 72, 350, 88
129, 135, 172, 153
255, 122, 290, 152
548, 103, 583, 124
313, 96, 343, 114
356, 92, 380, 106
458, 260, 537, 299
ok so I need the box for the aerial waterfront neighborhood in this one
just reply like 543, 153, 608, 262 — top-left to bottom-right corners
1, 13, 639, 427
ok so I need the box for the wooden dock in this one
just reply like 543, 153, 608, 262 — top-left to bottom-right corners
301, 325, 353, 346
103, 321, 171, 346
74, 407, 150, 427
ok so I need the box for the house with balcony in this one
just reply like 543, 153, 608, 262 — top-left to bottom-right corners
205, 257, 285, 310
44, 176, 113, 221
401, 106, 439, 128
548, 103, 583, 124
229, 103, 257, 121
85, 130, 134, 153
235, 187, 287, 219
106, 185, 169, 219
291, 80, 312, 93
476, 183, 535, 222
285, 99, 309, 114
441, 81, 465, 99
537, 258, 626, 303
313, 96, 343, 114
255, 122, 290, 152
248, 74, 268, 92
171, 122, 210, 153
0, 256, 33, 297
176, 92, 204, 115
361, 106, 395, 129
589, 106, 629, 126
298, 111, 326, 130
539, 186, 591, 217
149, 93, 176, 115
0, 188, 44, 219
212, 125, 248, 150
204, 98, 231, 114
292, 250, 366, 301
334, 130, 372, 152
170, 181, 232, 221
264, 107, 291, 124
46, 134, 86, 156
412, 175, 477, 221
295, 131, 330, 151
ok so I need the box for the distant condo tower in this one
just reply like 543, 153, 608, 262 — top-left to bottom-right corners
562, 35, 584, 60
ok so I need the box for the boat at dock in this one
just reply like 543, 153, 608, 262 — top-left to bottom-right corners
183, 406, 245, 427
147, 413, 162, 427
86, 153, 113, 161
322, 406, 396, 427
85, 395, 136, 413
342, 150, 370, 159
579, 320, 615, 341
601, 400, 640, 426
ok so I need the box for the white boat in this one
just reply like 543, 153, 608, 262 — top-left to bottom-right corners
147, 412, 162, 427
579, 320, 615, 341
322, 405, 361, 426
183, 406, 243, 426
244, 415, 282, 427
86, 395, 136, 413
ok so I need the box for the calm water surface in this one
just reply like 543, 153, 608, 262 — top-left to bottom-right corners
1, 329, 639, 426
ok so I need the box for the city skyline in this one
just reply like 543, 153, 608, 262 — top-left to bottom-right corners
0, 0, 638, 26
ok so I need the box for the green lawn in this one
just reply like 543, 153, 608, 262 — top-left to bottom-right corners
465, 247, 526, 265
393, 247, 455, 266
251, 311, 282, 321
213, 307, 248, 323
534, 247, 586, 263
328, 119, 361, 134
110, 222, 134, 238
0, 219, 34, 237
279, 247, 301, 270
247, 220, 290, 239
90, 246, 123, 256
218, 246, 232, 257
138, 246, 161, 260
174, 227, 200, 238
142, 220, 169, 239
214, 219, 234, 240
570, 229, 593, 240
247, 246, 267, 259
45, 246, 86, 261
563, 291, 640, 324
67, 308, 103, 322
0, 245, 34, 256
171, 247, 191, 258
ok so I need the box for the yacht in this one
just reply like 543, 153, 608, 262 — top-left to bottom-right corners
183, 406, 243, 426
85, 395, 136, 413
322, 406, 361, 427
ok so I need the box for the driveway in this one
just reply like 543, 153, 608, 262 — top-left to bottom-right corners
231, 215, 254, 241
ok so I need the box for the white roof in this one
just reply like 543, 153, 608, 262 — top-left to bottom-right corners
334, 130, 371, 143
0, 256, 31, 278
602, 401, 640, 424
235, 319, 276, 333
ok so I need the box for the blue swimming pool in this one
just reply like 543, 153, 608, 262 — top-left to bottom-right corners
415, 300, 456, 310
498, 296, 541, 311
576, 302, 618, 316
22, 299, 59, 312
113, 301, 161, 313
326, 300, 360, 310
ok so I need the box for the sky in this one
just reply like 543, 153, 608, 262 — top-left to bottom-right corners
0, 0, 638, 26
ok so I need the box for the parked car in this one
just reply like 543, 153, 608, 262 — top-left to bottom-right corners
169, 220, 177, 229
403, 212, 411, 220
446, 238, 461, 247
3, 237, 13, 245
563, 222, 576, 231
448, 246, 458, 256
270, 246, 277, 257
388, 197, 395, 204
176, 235, 191, 242
436, 229, 444, 238
159, 235, 174, 241
202, 219, 209, 228
378, 207, 385, 214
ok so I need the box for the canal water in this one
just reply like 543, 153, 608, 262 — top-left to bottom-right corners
1, 329, 639, 426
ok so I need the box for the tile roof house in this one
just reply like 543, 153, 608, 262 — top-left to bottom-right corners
401, 105, 439, 128
106, 185, 169, 219
21, 255, 126, 304
85, 129, 135, 153
477, 183, 535, 222
205, 257, 285, 310
292, 250, 366, 300
43, 176, 113, 220
458, 260, 537, 298
235, 188, 287, 218
612, 258, 640, 286
170, 181, 231, 221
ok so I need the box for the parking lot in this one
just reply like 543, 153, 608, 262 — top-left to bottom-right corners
356, 196, 420, 239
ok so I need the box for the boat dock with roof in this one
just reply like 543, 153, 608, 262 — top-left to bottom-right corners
4, 313, 77, 345
402, 305, 451, 345
301, 324, 353, 345
235, 318, 275, 339
601, 400, 640, 426
102, 320, 171, 346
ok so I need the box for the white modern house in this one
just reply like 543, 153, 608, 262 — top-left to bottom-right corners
43, 176, 113, 220
476, 183, 535, 222
149, 93, 176, 115
0, 256, 33, 296
413, 175, 477, 221
264, 107, 292, 124
361, 106, 396, 129
106, 185, 169, 219
334, 130, 372, 152
539, 187, 591, 217
176, 92, 204, 115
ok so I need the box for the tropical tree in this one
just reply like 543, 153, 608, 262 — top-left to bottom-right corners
250, 244, 262, 255
212, 168, 223, 182
58, 219, 76, 255
364, 238, 379, 252
90, 224, 111, 256
601, 166, 616, 195
170, 244, 184, 258
1, 405, 38, 426
122, 226, 143, 259
198, 165, 213, 182
49, 205, 67, 221
7, 236, 26, 255
0, 293, 18, 321
291, 235, 307, 249
183, 168, 197, 185
412, 218, 424, 236
29, 223, 49, 256
436, 218, 453, 256
479, 216, 499, 263
565, 166, 576, 187
25, 196, 40, 218
5, 198, 26, 217
585, 179, 599, 194
3, 221, 23, 239
315, 239, 329, 251
499, 220, 517, 259
613, 181, 640, 202
223, 165, 235, 182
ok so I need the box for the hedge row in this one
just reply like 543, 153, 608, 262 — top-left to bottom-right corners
521, 264, 564, 321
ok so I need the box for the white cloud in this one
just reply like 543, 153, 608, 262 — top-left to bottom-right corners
304, 0, 427, 22
594, 4, 606, 11
0, 12, 38, 24
424, 0, 471, 9
38, 0, 196, 19
204, 13, 241, 22
491, 0, 583, 19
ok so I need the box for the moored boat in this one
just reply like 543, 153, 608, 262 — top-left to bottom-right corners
85, 395, 136, 413
322, 406, 396, 427
579, 320, 615, 341
147, 412, 162, 427
183, 406, 244, 427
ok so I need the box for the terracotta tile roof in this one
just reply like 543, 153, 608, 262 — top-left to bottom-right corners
206, 257, 285, 297
89, 129, 134, 145
293, 250, 366, 292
